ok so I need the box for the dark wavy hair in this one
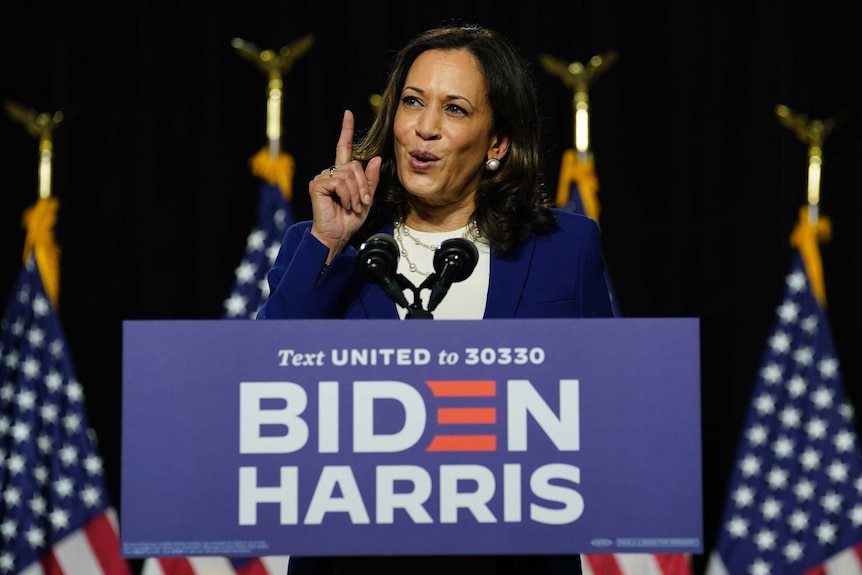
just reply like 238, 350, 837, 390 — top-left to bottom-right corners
353, 23, 557, 255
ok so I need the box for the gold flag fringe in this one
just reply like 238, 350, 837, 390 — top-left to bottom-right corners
250, 148, 295, 200
22, 197, 61, 308
789, 206, 831, 308
556, 149, 600, 223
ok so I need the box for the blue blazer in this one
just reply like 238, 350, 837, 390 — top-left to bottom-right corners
258, 209, 613, 321
258, 209, 608, 574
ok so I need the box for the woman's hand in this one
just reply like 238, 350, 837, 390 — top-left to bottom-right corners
309, 110, 382, 260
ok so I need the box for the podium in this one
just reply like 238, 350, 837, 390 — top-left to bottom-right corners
120, 318, 702, 558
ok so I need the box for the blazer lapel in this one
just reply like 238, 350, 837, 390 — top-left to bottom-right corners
484, 237, 534, 318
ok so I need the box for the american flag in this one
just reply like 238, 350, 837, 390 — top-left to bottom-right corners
583, 553, 693, 575
222, 180, 294, 319
0, 255, 131, 575
705, 252, 862, 575
141, 556, 290, 575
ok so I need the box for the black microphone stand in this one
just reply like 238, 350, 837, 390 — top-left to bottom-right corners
397, 273, 436, 319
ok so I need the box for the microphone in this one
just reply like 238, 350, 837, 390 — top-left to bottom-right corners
427, 237, 479, 312
357, 233, 410, 309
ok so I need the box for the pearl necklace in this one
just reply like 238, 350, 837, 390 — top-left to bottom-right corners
393, 220, 481, 277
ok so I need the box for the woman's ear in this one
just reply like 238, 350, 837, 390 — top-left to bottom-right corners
489, 134, 510, 160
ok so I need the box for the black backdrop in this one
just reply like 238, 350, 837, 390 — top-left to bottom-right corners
1, 1, 860, 572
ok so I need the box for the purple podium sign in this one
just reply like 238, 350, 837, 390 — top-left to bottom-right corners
121, 318, 702, 558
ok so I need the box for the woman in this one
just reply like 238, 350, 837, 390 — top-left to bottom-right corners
258, 23, 612, 574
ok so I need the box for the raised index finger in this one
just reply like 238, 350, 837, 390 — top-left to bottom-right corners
334, 109, 354, 166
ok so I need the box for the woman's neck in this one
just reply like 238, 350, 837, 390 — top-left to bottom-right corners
403, 198, 475, 232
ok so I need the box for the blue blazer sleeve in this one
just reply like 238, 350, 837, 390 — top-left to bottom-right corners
554, 208, 614, 318
256, 222, 362, 319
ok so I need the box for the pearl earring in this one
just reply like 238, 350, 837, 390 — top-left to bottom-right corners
485, 157, 500, 171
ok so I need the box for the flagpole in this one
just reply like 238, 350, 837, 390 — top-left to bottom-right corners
539, 49, 617, 156
776, 104, 841, 308
5, 100, 64, 199
5, 100, 64, 308
538, 50, 616, 219
231, 34, 314, 159
775, 104, 837, 225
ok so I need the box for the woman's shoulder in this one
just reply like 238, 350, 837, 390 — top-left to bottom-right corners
548, 208, 600, 234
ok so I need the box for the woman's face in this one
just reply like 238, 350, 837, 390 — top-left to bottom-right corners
393, 48, 506, 213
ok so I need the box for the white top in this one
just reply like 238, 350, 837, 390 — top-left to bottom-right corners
394, 225, 490, 320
